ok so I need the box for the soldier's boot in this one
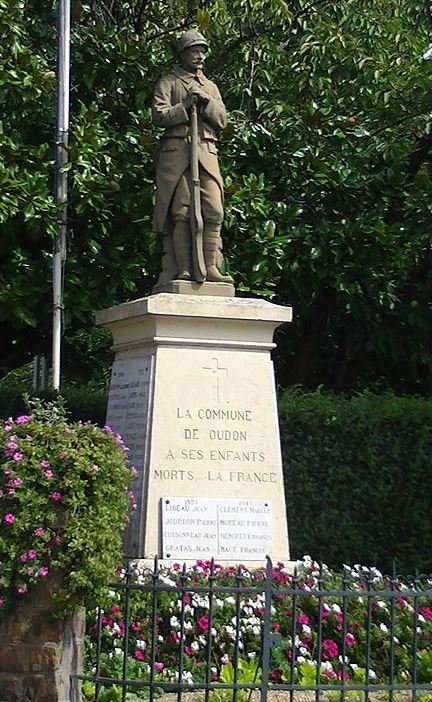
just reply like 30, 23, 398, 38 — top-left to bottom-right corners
203, 224, 234, 283
172, 221, 192, 280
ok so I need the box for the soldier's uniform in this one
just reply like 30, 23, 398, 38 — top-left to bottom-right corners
152, 30, 232, 285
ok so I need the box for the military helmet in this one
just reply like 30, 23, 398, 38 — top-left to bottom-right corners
176, 29, 208, 54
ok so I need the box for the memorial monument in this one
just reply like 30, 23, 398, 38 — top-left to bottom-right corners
96, 30, 293, 564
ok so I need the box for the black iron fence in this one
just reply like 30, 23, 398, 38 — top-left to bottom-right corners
76, 557, 432, 702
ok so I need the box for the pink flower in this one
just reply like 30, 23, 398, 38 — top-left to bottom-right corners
103, 425, 113, 433
38, 566, 49, 577
19, 552, 28, 562
197, 615, 209, 631
337, 670, 349, 680
345, 633, 356, 647
13, 452, 24, 461
50, 535, 61, 546
50, 491, 62, 501
184, 645, 192, 655
58, 451, 67, 458
420, 607, 432, 620
134, 650, 145, 661
16, 415, 32, 423
40, 459, 50, 468
170, 631, 180, 643
27, 549, 37, 560
322, 669, 336, 679
7, 477, 22, 487
5, 438, 17, 456
321, 602, 331, 619
4, 513, 15, 523
130, 465, 138, 476
3, 467, 11, 475
152, 662, 164, 671
131, 622, 140, 632
111, 605, 120, 614
34, 527, 45, 536
322, 639, 339, 660
17, 584, 27, 594
91, 464, 100, 472
298, 613, 309, 625
43, 470, 54, 478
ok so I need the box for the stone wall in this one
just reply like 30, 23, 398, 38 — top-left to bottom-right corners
0, 581, 84, 702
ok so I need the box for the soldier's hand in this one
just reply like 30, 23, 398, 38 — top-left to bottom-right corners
183, 88, 209, 110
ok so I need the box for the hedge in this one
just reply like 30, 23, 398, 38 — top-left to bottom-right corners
0, 384, 108, 426
279, 388, 432, 573
1, 384, 430, 571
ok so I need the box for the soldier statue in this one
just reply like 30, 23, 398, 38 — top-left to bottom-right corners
152, 29, 233, 286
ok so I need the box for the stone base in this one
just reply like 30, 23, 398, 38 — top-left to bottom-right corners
97, 293, 293, 563
152, 279, 235, 297
0, 580, 84, 702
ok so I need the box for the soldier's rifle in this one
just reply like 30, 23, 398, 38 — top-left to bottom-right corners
190, 99, 206, 282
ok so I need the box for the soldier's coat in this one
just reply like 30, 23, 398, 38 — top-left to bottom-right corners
152, 66, 227, 233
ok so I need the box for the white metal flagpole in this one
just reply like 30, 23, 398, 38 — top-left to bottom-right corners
52, 0, 70, 390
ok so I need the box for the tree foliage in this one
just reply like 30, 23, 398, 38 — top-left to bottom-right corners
1, 0, 431, 392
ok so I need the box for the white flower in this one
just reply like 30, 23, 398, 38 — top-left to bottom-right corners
379, 623, 388, 633
112, 623, 122, 635
299, 647, 308, 655
418, 614, 426, 623
170, 616, 180, 628
191, 641, 200, 651
159, 575, 176, 587
225, 596, 236, 605
211, 628, 217, 636
215, 598, 225, 608
297, 656, 306, 663
376, 601, 386, 609
351, 664, 358, 671
339, 655, 349, 664
302, 624, 311, 635
369, 669, 376, 680
332, 604, 341, 613
158, 635, 164, 642
182, 671, 194, 684
248, 652, 256, 659
184, 621, 193, 631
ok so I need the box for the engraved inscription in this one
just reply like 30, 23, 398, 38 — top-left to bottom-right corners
106, 358, 152, 469
162, 497, 272, 560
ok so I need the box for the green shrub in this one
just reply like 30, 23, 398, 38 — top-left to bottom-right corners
279, 388, 432, 572
0, 384, 108, 425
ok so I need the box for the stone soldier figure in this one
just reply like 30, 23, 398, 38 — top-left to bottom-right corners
152, 29, 233, 286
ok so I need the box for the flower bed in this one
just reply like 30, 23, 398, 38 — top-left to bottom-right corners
83, 556, 432, 701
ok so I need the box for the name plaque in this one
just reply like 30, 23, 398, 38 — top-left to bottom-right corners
162, 497, 272, 561
106, 357, 152, 470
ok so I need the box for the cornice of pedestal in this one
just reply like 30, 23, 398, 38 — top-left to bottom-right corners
96, 293, 293, 356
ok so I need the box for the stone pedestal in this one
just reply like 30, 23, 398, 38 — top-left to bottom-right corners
0, 580, 84, 702
97, 293, 293, 564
